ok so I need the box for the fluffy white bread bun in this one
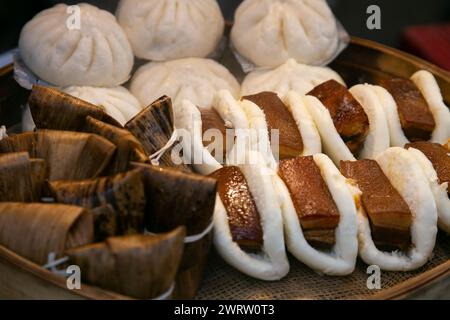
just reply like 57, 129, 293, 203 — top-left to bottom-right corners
284, 92, 322, 156
356, 147, 438, 271
371, 86, 409, 147
63, 86, 142, 126
130, 58, 240, 110
236, 99, 277, 170
19, 4, 134, 87
231, 0, 340, 67
303, 95, 355, 165
275, 153, 358, 275
22, 106, 35, 132
408, 147, 450, 233
0, 126, 6, 140
116, 0, 224, 61
349, 84, 390, 159
213, 151, 289, 280
238, 91, 322, 169
241, 59, 345, 97
304, 84, 390, 165
174, 91, 250, 175
411, 70, 450, 144
375, 70, 450, 147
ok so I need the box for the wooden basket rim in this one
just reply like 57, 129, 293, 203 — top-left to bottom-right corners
0, 37, 449, 300
349, 36, 450, 80
0, 243, 131, 300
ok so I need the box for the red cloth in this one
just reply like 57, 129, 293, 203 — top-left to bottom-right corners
401, 23, 450, 71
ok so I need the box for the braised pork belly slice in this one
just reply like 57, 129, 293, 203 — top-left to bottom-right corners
278, 156, 340, 249
243, 92, 303, 160
406, 141, 450, 196
302, 229, 336, 250
200, 108, 232, 161
381, 78, 435, 141
307, 80, 369, 155
340, 160, 412, 251
209, 166, 263, 252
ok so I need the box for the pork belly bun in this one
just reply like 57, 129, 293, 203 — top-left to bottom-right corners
211, 151, 289, 280
275, 153, 358, 275
342, 147, 437, 271
406, 141, 450, 233
376, 70, 450, 146
175, 90, 250, 175
305, 80, 390, 165
239, 91, 321, 168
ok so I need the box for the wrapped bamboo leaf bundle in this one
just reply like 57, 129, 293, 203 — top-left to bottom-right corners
85, 116, 148, 174
133, 163, 217, 298
90, 205, 118, 242
30, 158, 47, 191
0, 131, 34, 152
28, 85, 122, 131
48, 169, 146, 241
125, 96, 193, 173
66, 227, 186, 300
137, 164, 216, 241
0, 130, 116, 181
0, 203, 94, 265
0, 152, 46, 202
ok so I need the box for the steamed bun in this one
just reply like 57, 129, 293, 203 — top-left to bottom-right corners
116, 0, 225, 61
241, 59, 345, 97
19, 3, 134, 87
231, 0, 340, 67
0, 126, 6, 140
130, 58, 240, 109
64, 86, 143, 126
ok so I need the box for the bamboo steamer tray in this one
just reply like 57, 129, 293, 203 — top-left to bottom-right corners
0, 37, 450, 300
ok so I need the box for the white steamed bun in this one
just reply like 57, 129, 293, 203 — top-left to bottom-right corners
116, 0, 225, 61
241, 59, 345, 97
19, 3, 134, 87
130, 58, 240, 109
231, 0, 340, 67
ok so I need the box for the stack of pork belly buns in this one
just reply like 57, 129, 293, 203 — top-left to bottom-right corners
172, 58, 450, 278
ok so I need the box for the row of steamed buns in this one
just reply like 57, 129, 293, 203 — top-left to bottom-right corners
18, 1, 342, 126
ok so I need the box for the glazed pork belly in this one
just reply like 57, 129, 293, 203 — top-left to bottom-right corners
341, 159, 412, 250
243, 92, 303, 160
200, 108, 231, 160
406, 141, 450, 196
278, 156, 340, 249
381, 78, 435, 141
209, 166, 263, 251
307, 80, 369, 155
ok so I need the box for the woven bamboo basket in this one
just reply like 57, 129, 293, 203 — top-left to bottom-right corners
0, 37, 449, 300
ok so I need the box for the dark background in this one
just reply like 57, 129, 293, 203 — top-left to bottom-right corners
1, 0, 449, 53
